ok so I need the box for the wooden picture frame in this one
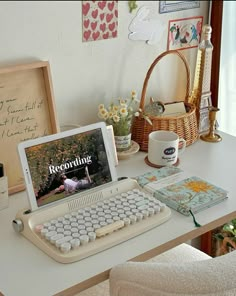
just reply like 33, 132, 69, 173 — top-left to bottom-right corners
159, 1, 200, 14
0, 61, 59, 195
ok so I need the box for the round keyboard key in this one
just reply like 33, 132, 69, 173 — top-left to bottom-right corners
123, 202, 130, 207
97, 211, 105, 217
80, 235, 89, 245
43, 222, 51, 228
136, 212, 143, 221
142, 210, 149, 218
119, 214, 127, 219
134, 196, 144, 202
55, 222, 63, 228
99, 221, 107, 227
45, 230, 57, 240
114, 200, 121, 205
62, 220, 70, 225
121, 193, 128, 197
35, 224, 44, 233
64, 225, 72, 230
56, 236, 73, 248
84, 216, 92, 222
64, 214, 72, 219
70, 238, 80, 249
79, 229, 87, 235
91, 214, 98, 219
84, 207, 91, 212
69, 217, 77, 223
76, 215, 84, 220
98, 217, 105, 222
148, 208, 155, 216
86, 227, 94, 232
85, 222, 92, 227
77, 220, 85, 225
93, 224, 101, 230
91, 219, 99, 225
131, 209, 139, 214
48, 226, 56, 231
159, 203, 166, 211
71, 222, 79, 228
56, 227, 64, 234
113, 216, 121, 221
96, 202, 104, 207
72, 233, 80, 239
117, 209, 125, 214
123, 217, 130, 226
60, 242, 71, 253
154, 205, 161, 213
105, 214, 112, 219
50, 219, 58, 225
123, 206, 130, 212
104, 209, 111, 214
64, 230, 72, 236
129, 215, 137, 224
71, 228, 79, 233
106, 218, 114, 224
89, 210, 97, 215
88, 232, 96, 241
40, 228, 48, 237
50, 233, 64, 244
95, 207, 103, 212
71, 212, 78, 217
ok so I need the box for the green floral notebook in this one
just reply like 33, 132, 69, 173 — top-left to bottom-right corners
135, 168, 228, 216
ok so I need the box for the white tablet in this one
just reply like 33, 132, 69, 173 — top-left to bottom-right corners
18, 122, 117, 211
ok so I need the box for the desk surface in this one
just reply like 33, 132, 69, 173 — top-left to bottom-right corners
1, 131, 236, 296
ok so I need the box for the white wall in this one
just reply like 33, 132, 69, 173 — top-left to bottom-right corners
0, 1, 209, 127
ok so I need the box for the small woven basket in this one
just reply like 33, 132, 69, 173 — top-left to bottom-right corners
132, 50, 199, 152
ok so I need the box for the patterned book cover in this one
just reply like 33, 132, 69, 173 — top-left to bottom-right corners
135, 169, 228, 216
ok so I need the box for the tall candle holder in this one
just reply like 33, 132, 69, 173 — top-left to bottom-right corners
200, 106, 222, 142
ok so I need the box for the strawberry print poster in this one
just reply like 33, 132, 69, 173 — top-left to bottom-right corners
82, 1, 118, 42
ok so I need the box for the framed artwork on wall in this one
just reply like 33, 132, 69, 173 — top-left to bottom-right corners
167, 16, 203, 50
160, 1, 200, 14
82, 0, 118, 42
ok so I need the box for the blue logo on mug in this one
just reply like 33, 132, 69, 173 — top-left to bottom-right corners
164, 147, 175, 155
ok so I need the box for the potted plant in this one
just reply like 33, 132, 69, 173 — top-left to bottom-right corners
214, 219, 236, 255
98, 91, 151, 152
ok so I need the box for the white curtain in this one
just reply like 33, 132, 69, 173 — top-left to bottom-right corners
218, 1, 236, 136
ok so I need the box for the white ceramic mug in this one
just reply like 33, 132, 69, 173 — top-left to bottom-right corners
148, 131, 186, 166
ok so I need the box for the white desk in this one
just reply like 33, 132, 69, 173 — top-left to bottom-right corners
1, 131, 236, 296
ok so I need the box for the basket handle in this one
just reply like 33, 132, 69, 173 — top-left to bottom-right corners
139, 50, 191, 111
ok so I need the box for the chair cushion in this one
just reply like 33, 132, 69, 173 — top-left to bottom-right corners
75, 243, 210, 296
110, 249, 236, 296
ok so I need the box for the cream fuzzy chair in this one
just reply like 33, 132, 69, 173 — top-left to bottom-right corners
78, 243, 233, 296
109, 244, 236, 296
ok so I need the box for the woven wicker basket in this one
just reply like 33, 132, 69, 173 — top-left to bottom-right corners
132, 50, 199, 152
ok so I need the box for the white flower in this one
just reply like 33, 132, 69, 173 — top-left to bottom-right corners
119, 107, 128, 117
113, 114, 120, 122
98, 104, 105, 110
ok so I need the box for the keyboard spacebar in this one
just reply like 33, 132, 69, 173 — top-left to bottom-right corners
95, 221, 125, 237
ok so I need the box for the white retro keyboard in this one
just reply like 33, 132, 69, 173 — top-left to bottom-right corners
13, 178, 171, 263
